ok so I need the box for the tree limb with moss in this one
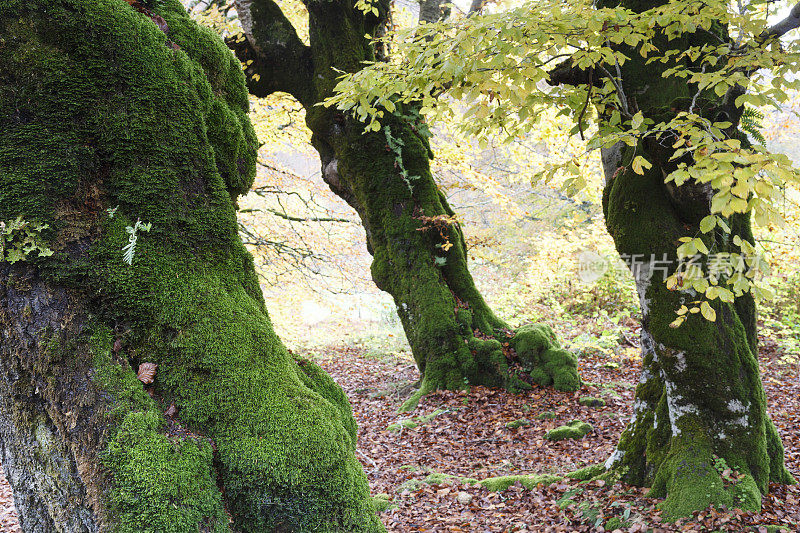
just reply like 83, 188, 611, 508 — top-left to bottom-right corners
230, 0, 581, 410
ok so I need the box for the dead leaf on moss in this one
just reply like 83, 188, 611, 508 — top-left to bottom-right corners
137, 362, 157, 385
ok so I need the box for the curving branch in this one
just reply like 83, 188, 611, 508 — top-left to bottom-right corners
468, 0, 485, 15
721, 1, 800, 118
761, 1, 800, 42
547, 57, 595, 87
230, 0, 315, 106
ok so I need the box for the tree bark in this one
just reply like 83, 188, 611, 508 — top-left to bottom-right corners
0, 1, 382, 531
568, 0, 796, 518
601, 145, 794, 518
233, 0, 580, 408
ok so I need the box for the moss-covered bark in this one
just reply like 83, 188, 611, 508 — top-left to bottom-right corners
601, 149, 794, 518
0, 1, 382, 531
233, 0, 580, 406
579, 0, 796, 518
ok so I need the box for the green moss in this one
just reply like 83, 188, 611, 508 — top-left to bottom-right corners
647, 417, 761, 520
0, 1, 381, 531
398, 381, 434, 413
602, 136, 794, 518
545, 420, 593, 441
566, 464, 606, 481
424, 473, 455, 485
478, 474, 563, 491
604, 516, 631, 530
300, 19, 581, 400
512, 325, 580, 391
536, 410, 556, 420
372, 494, 395, 513
388, 407, 448, 431
387, 419, 419, 431
103, 411, 228, 532
393, 471, 477, 493
578, 396, 605, 408
505, 418, 532, 429
396, 479, 425, 493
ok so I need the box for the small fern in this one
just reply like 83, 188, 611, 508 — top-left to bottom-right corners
122, 218, 152, 265
384, 125, 420, 194
740, 106, 766, 146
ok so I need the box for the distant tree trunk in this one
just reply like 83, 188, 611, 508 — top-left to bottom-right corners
418, 0, 449, 23
551, 0, 794, 518
0, 1, 382, 531
232, 0, 580, 408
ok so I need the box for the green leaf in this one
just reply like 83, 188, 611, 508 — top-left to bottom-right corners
631, 155, 651, 175
631, 111, 644, 130
699, 215, 716, 233
700, 301, 716, 322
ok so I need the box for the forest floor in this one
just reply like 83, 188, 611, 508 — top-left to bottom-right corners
310, 330, 800, 533
0, 466, 20, 532
0, 331, 797, 532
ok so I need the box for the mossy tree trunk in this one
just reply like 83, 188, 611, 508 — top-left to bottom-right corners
601, 149, 794, 518
552, 0, 794, 518
0, 1, 382, 531
232, 0, 580, 405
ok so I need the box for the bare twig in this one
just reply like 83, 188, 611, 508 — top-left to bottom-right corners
577, 67, 594, 141
265, 209, 353, 224
597, 64, 632, 118
688, 64, 708, 115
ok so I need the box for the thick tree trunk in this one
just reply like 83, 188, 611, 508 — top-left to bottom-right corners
583, 0, 796, 517
233, 0, 580, 407
601, 144, 794, 518
0, 1, 382, 531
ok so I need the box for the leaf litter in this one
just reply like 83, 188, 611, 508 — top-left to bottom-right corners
0, 333, 796, 531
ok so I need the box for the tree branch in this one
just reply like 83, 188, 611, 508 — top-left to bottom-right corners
721, 2, 800, 121
231, 0, 315, 106
263, 208, 353, 224
761, 1, 800, 42
419, 0, 450, 24
547, 57, 595, 87
468, 0, 485, 15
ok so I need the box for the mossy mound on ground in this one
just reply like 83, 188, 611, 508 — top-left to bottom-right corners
578, 396, 606, 407
604, 516, 631, 530
478, 474, 563, 491
395, 472, 478, 493
511, 324, 581, 391
396, 478, 424, 493
545, 420, 593, 441
387, 407, 449, 432
372, 494, 395, 513
566, 464, 606, 480
423, 472, 478, 485
505, 418, 532, 429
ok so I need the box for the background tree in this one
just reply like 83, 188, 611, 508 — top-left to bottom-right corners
547, 0, 799, 518
326, 0, 800, 517
0, 0, 381, 531
230, 0, 581, 409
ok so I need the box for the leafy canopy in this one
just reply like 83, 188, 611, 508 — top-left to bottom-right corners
326, 0, 800, 316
